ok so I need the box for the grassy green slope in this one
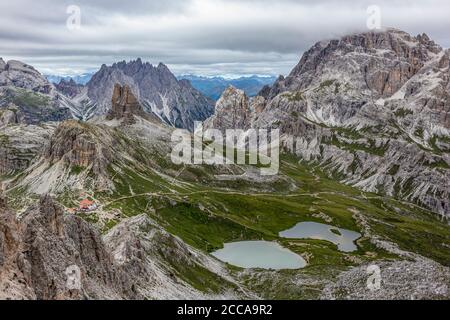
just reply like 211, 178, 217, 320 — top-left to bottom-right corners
88, 149, 449, 298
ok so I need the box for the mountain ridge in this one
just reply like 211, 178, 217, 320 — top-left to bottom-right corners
205, 28, 450, 217
82, 58, 215, 130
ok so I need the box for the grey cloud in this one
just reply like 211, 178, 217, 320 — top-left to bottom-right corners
0, 0, 448, 76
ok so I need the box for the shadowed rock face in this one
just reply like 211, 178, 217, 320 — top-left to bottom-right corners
106, 84, 144, 124
0, 195, 140, 300
0, 195, 18, 272
0, 124, 55, 178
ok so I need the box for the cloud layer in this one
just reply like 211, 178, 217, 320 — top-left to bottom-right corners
0, 0, 449, 76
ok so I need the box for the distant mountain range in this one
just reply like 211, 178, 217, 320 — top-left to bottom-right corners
45, 73, 95, 85
46, 73, 277, 101
28, 60, 215, 130
177, 75, 277, 100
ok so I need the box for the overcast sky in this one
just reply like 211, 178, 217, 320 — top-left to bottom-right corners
0, 0, 449, 77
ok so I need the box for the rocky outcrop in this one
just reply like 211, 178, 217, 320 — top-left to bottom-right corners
0, 123, 55, 177
0, 60, 54, 94
0, 195, 140, 300
262, 29, 442, 102
321, 209, 450, 300
0, 108, 18, 127
204, 86, 252, 130
45, 120, 111, 172
0, 196, 242, 300
106, 84, 144, 124
85, 58, 214, 130
55, 78, 83, 98
0, 58, 72, 124
321, 258, 449, 300
104, 214, 242, 299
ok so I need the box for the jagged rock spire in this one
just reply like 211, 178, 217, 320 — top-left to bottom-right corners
107, 84, 144, 124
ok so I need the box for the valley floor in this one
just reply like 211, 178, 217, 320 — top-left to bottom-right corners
16, 155, 446, 300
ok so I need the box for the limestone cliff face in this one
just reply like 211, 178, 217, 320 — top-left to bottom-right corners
265, 29, 441, 100
30, 120, 120, 193
0, 60, 54, 94
205, 29, 450, 217
106, 84, 144, 124
204, 86, 252, 130
0, 196, 240, 300
0, 195, 139, 300
45, 121, 104, 169
0, 123, 55, 177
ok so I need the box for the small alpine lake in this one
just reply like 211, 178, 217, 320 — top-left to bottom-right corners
211, 240, 307, 270
279, 221, 361, 252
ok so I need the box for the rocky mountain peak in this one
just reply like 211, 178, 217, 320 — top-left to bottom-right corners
438, 49, 450, 69
112, 58, 152, 75
205, 28, 450, 217
66, 78, 76, 85
337, 28, 441, 56
107, 84, 144, 124
262, 29, 444, 100
0, 58, 73, 124
415, 32, 439, 49
221, 85, 244, 97
204, 85, 251, 130
85, 58, 214, 130
157, 62, 170, 72
55, 78, 83, 98
0, 59, 54, 94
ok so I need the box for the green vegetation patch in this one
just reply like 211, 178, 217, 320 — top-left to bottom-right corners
394, 108, 414, 117
283, 91, 305, 102
10, 88, 52, 109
